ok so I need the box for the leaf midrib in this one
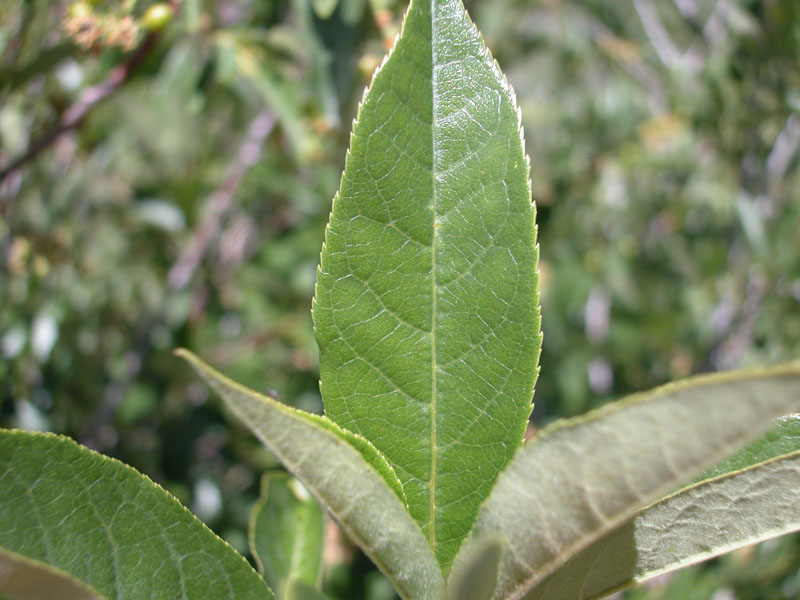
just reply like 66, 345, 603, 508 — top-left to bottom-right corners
429, 0, 440, 552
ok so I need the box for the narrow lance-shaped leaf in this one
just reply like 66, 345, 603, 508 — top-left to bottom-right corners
451, 365, 800, 600
0, 429, 274, 600
177, 350, 445, 600
249, 473, 325, 596
312, 0, 540, 569
0, 548, 105, 600
525, 415, 800, 600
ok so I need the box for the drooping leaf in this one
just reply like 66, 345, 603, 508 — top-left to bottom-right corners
0, 429, 274, 600
0, 548, 105, 600
524, 415, 800, 599
312, 0, 540, 568
178, 350, 445, 600
249, 473, 325, 595
452, 365, 800, 599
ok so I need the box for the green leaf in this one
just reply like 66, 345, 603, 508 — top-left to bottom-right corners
284, 578, 330, 600
697, 412, 800, 480
453, 365, 800, 600
249, 473, 325, 595
312, 0, 540, 569
0, 429, 274, 600
523, 415, 800, 600
177, 349, 445, 600
0, 547, 105, 600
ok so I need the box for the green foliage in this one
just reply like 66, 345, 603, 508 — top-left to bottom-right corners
284, 578, 330, 600
698, 414, 800, 480
455, 366, 800, 599
0, 430, 273, 600
313, 0, 539, 568
180, 348, 444, 600
2, 0, 800, 598
250, 474, 325, 595
531, 449, 800, 599
181, 2, 800, 598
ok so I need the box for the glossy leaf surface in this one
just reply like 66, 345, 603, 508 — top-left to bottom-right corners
312, 0, 539, 568
0, 430, 274, 600
178, 350, 445, 600
525, 416, 800, 599
249, 473, 325, 595
453, 366, 800, 599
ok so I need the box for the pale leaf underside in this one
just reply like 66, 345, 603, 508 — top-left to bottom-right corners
527, 452, 800, 600
452, 366, 800, 600
525, 414, 800, 599
178, 350, 445, 600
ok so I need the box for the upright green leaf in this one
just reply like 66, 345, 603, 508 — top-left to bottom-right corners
525, 415, 800, 600
0, 548, 105, 600
249, 473, 325, 596
0, 430, 274, 600
312, 0, 540, 568
452, 365, 800, 600
178, 350, 445, 600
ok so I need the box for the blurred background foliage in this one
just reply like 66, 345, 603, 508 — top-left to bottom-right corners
1, 0, 798, 598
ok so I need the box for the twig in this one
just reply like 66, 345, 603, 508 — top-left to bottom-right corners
703, 0, 733, 47
573, 8, 668, 113
712, 267, 767, 370
0, 32, 159, 184
672, 0, 699, 20
167, 109, 276, 290
632, 0, 682, 69
766, 113, 800, 190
